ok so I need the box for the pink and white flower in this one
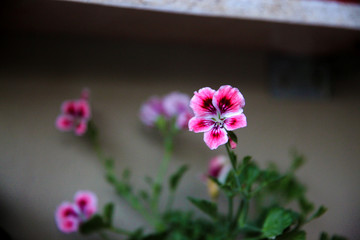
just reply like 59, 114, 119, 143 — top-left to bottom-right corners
140, 92, 193, 130
55, 89, 91, 136
55, 190, 97, 234
189, 85, 247, 150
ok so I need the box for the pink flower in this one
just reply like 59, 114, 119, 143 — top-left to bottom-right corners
206, 155, 231, 199
55, 89, 91, 136
55, 190, 97, 234
55, 202, 81, 233
139, 96, 165, 127
189, 85, 247, 150
140, 92, 193, 130
163, 92, 193, 130
207, 155, 231, 183
74, 190, 98, 219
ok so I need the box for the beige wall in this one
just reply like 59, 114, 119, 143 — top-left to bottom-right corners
0, 39, 359, 240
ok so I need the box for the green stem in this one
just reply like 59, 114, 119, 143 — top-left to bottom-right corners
87, 121, 157, 227
166, 190, 175, 212
151, 133, 173, 214
239, 198, 249, 228
228, 196, 234, 221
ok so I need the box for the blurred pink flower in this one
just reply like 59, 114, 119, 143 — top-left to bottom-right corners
55, 202, 80, 233
55, 190, 97, 234
140, 92, 193, 130
139, 96, 165, 127
205, 155, 231, 199
74, 190, 98, 219
189, 85, 247, 150
55, 89, 91, 136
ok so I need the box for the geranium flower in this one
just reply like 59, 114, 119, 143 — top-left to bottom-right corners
139, 96, 165, 127
140, 92, 193, 130
206, 155, 231, 199
163, 92, 193, 130
55, 89, 91, 136
189, 85, 247, 150
55, 190, 97, 234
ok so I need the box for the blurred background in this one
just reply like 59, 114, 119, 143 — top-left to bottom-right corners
0, 0, 359, 239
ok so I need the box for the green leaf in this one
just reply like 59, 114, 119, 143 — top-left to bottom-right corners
103, 202, 114, 226
290, 150, 305, 172
298, 196, 314, 216
79, 215, 107, 235
227, 131, 238, 143
122, 168, 131, 181
278, 230, 306, 240
308, 206, 327, 222
169, 165, 189, 191
139, 190, 149, 200
242, 156, 252, 165
262, 207, 297, 238
104, 158, 114, 171
320, 232, 330, 240
188, 197, 218, 219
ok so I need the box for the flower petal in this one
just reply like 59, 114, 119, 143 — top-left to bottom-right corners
55, 115, 74, 131
224, 113, 247, 131
208, 155, 227, 178
217, 164, 231, 184
74, 120, 88, 136
163, 92, 191, 117
204, 127, 228, 150
139, 96, 164, 127
56, 216, 80, 233
176, 112, 193, 130
74, 190, 97, 219
188, 117, 214, 133
75, 100, 91, 119
55, 202, 80, 226
213, 85, 245, 117
190, 87, 217, 117
61, 101, 77, 116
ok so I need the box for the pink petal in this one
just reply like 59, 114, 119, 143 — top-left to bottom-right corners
56, 216, 80, 233
61, 100, 77, 116
55, 202, 79, 223
190, 87, 217, 117
176, 112, 193, 130
74, 120, 88, 136
55, 115, 74, 131
217, 164, 231, 184
224, 113, 247, 131
208, 155, 227, 178
213, 85, 245, 117
75, 100, 91, 119
74, 190, 97, 219
204, 127, 228, 150
163, 92, 191, 117
229, 138, 237, 149
139, 97, 164, 127
188, 117, 214, 133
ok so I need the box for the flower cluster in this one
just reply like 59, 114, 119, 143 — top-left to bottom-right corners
53, 86, 342, 240
55, 191, 97, 233
189, 85, 247, 150
139, 92, 193, 130
55, 88, 91, 136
